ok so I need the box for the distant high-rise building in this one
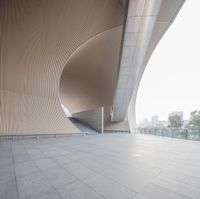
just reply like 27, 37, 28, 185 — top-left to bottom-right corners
137, 118, 152, 128
152, 115, 158, 127
142, 118, 148, 124
157, 120, 169, 128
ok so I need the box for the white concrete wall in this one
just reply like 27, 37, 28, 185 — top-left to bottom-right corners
112, 0, 186, 131
73, 107, 104, 133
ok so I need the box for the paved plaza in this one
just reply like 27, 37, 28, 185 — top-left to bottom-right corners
1, 133, 200, 199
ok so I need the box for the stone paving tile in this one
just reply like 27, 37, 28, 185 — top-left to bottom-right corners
15, 161, 40, 177
153, 177, 200, 199
0, 179, 18, 199
1, 134, 200, 199
63, 162, 97, 181
27, 149, 46, 160
162, 170, 200, 189
35, 158, 58, 169
78, 155, 160, 192
83, 174, 138, 199
20, 190, 62, 199
0, 156, 13, 167
56, 181, 104, 199
0, 165, 15, 182
42, 166, 78, 188
139, 183, 190, 199
13, 154, 32, 164
54, 155, 74, 166
17, 171, 54, 199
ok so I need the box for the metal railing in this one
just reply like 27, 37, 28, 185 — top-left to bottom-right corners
133, 128, 200, 141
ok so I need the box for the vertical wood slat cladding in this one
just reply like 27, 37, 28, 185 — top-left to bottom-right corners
0, 0, 124, 134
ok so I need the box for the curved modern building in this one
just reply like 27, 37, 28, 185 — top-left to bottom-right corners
0, 0, 186, 135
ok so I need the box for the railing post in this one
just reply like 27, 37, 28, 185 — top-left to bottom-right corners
186, 129, 188, 140
199, 129, 200, 141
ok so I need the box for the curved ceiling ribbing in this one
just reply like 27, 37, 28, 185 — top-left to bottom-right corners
60, 26, 123, 114
0, 0, 124, 134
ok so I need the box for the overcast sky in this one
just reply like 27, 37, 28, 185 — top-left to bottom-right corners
136, 0, 200, 123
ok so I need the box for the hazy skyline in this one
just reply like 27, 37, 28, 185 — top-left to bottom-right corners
136, 0, 200, 123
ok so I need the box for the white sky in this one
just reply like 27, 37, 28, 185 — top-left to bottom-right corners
136, 0, 200, 123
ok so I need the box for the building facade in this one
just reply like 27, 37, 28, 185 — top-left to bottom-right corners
0, 0, 186, 134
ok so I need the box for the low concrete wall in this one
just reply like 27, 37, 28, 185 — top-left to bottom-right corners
73, 107, 104, 133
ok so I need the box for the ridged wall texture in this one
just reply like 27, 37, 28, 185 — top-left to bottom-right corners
0, 0, 125, 134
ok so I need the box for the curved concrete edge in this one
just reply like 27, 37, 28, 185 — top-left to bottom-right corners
112, 0, 186, 129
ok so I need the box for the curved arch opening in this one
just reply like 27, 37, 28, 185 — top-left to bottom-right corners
135, 0, 200, 129
59, 27, 123, 116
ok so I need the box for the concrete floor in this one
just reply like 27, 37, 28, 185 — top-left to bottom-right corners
1, 133, 200, 199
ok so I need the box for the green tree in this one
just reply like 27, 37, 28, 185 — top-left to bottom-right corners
188, 110, 200, 129
168, 115, 183, 128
